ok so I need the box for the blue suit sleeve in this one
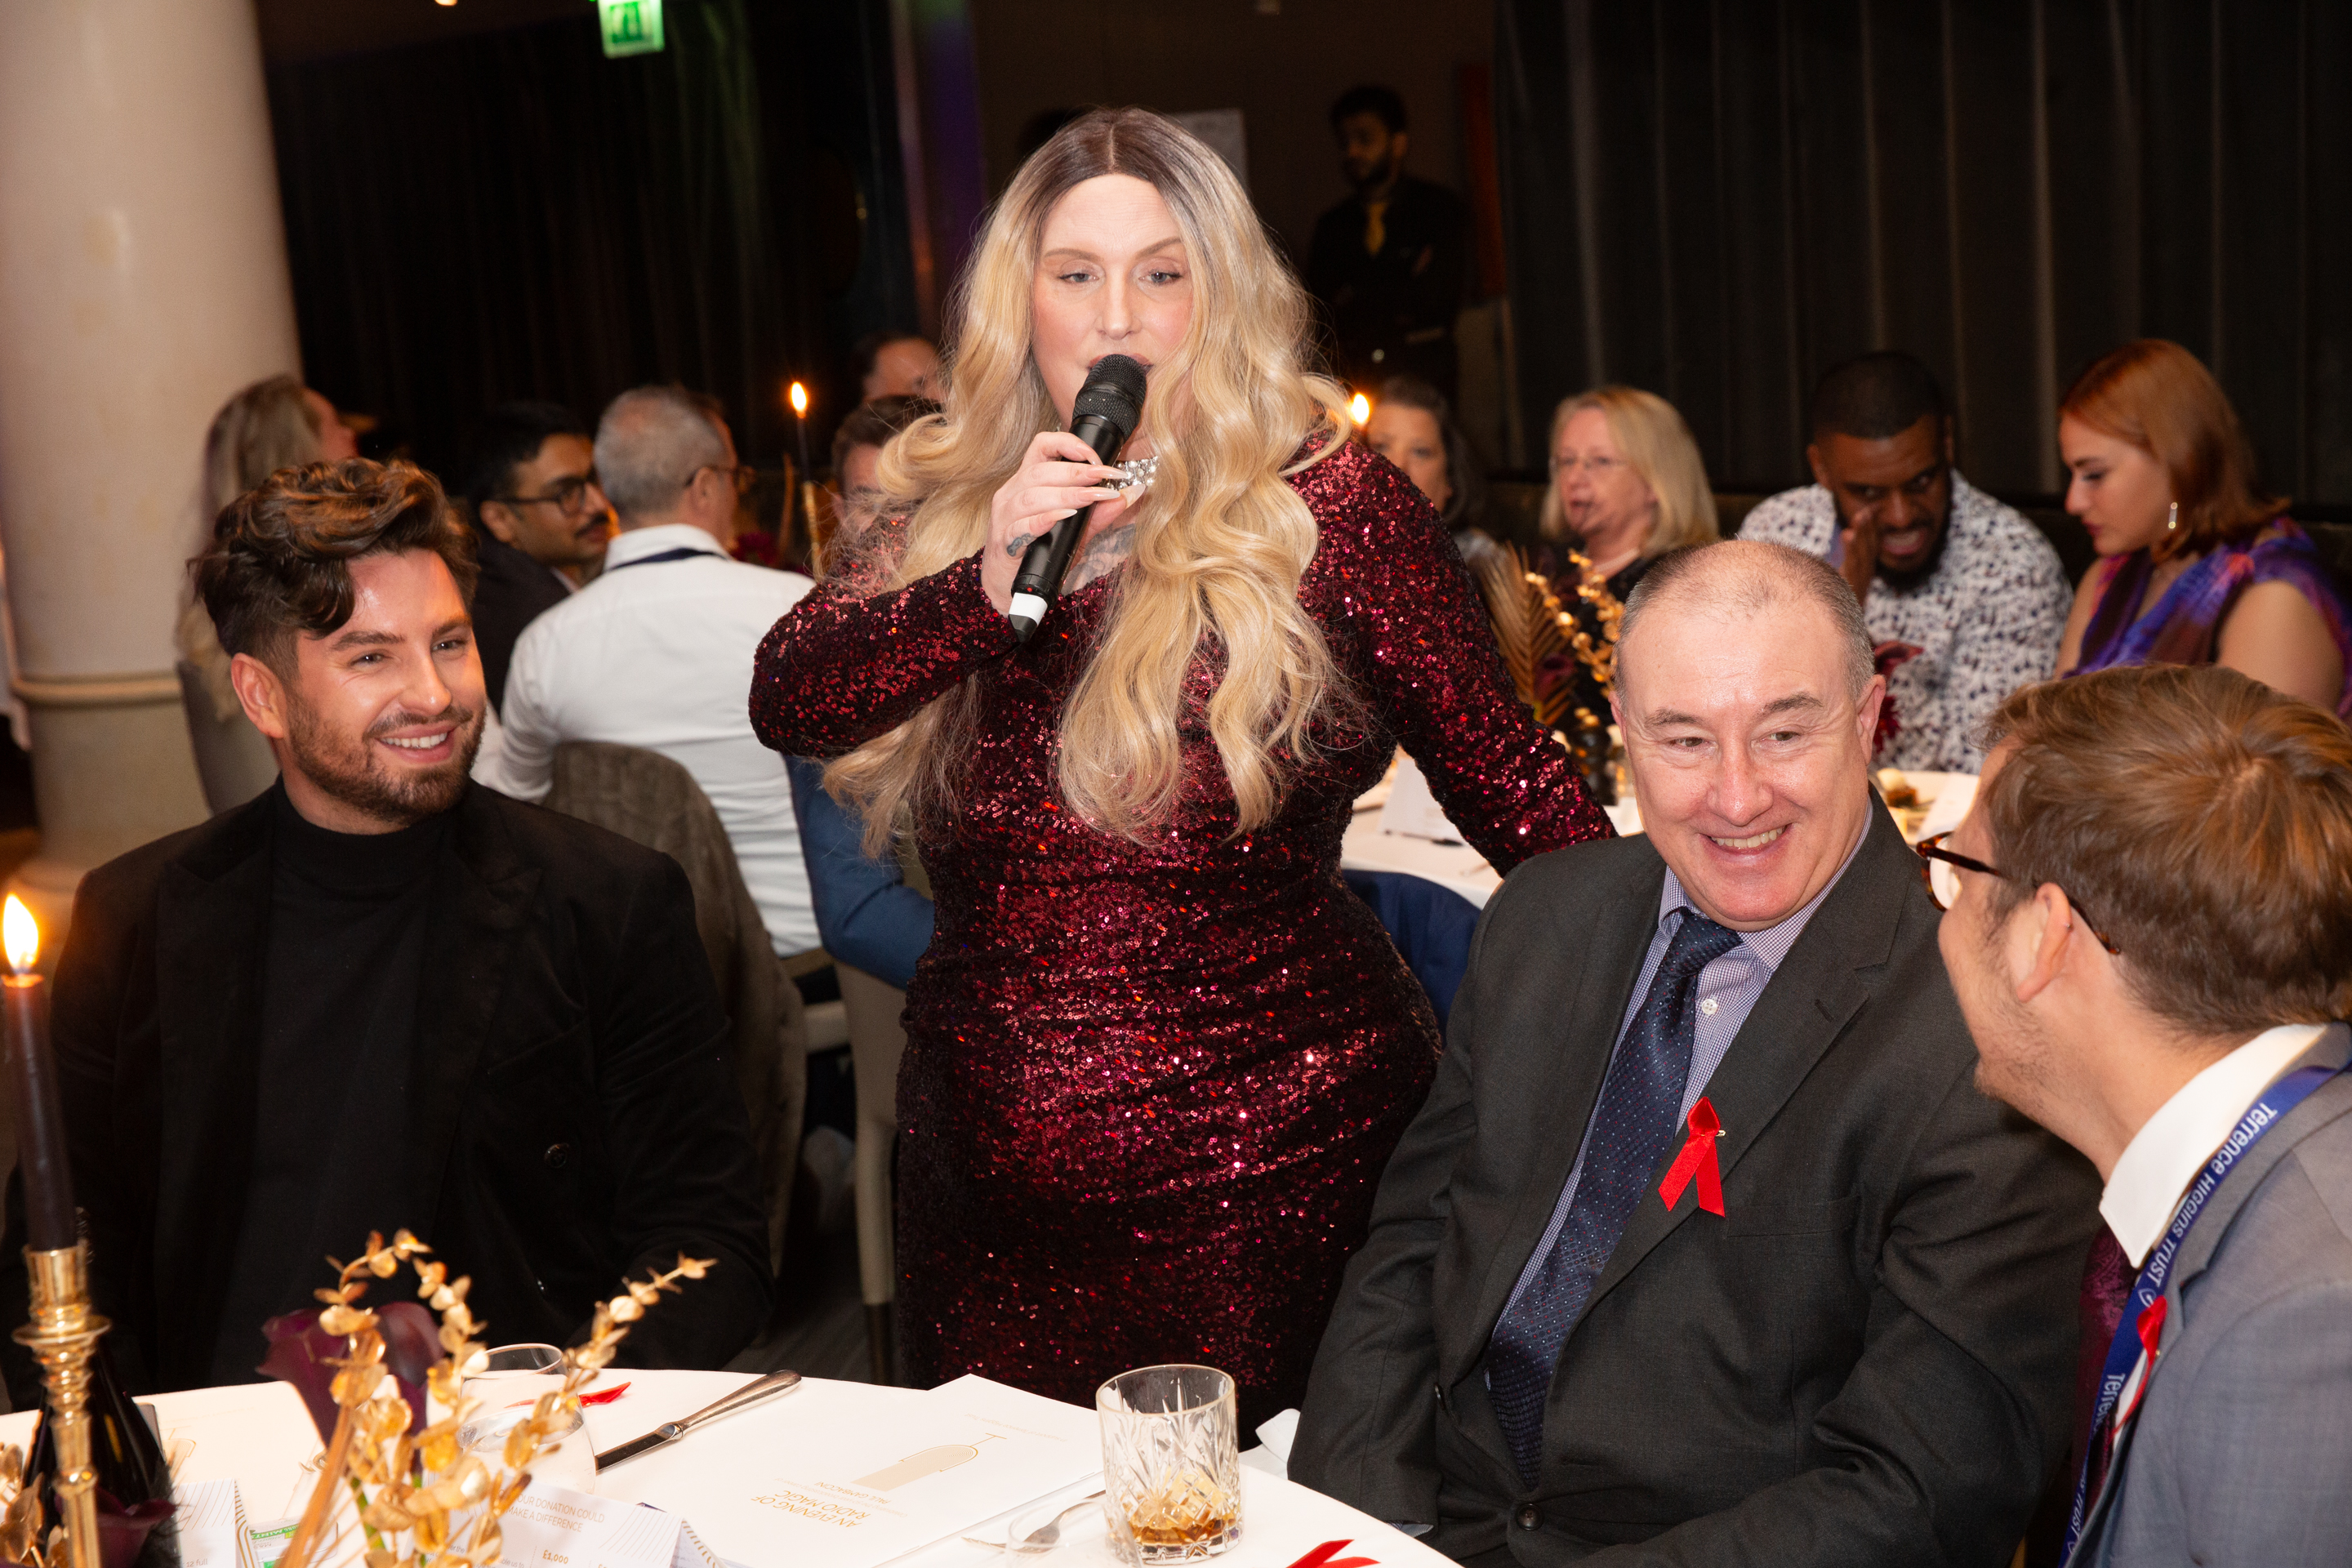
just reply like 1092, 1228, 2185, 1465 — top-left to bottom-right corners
785, 756, 935, 990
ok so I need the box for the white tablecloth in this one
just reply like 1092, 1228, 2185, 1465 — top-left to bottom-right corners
3, 1370, 1444, 1568
1340, 769, 1980, 912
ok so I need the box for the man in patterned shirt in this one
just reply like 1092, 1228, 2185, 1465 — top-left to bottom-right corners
1741, 352, 2069, 772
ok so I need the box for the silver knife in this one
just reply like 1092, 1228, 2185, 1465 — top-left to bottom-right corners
592, 1370, 803, 1471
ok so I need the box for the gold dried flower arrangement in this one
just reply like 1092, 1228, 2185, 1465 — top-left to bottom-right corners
1471, 544, 1627, 724
0, 1443, 52, 1568
1559, 547, 1625, 697
265, 1230, 711, 1568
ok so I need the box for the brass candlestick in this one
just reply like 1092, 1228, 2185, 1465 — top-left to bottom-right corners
14, 1244, 107, 1568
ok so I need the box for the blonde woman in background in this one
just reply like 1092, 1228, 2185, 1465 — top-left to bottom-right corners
176, 376, 359, 812
1538, 385, 1718, 715
751, 109, 1609, 1422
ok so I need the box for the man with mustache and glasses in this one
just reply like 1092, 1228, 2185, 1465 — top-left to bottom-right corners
1294, 541, 2097, 1566
9, 460, 770, 1401
461, 401, 612, 715
1740, 352, 2071, 773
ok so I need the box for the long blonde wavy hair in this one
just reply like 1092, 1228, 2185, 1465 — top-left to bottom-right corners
826, 109, 1356, 850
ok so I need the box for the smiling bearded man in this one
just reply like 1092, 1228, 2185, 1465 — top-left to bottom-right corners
1293, 539, 2100, 1566
1740, 352, 2071, 774
7, 459, 772, 1404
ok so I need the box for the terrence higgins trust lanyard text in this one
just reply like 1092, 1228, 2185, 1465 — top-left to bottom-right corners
2063, 1057, 2348, 1562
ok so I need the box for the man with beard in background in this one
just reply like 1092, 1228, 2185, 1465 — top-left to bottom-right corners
1306, 84, 1470, 401
11, 460, 770, 1401
1740, 352, 2071, 772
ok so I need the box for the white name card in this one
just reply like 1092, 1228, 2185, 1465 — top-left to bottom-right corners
500, 1482, 721, 1568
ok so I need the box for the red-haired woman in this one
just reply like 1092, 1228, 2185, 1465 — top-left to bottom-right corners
2056, 339, 2350, 715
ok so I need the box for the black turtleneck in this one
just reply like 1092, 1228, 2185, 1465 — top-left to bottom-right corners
210, 788, 452, 1384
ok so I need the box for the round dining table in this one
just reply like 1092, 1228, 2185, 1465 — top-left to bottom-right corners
0, 1369, 1446, 1568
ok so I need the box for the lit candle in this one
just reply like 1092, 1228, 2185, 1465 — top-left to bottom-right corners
788, 380, 813, 483
1349, 390, 1371, 428
2, 894, 74, 1251
787, 380, 818, 547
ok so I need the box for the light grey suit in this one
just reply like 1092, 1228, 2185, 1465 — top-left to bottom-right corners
2074, 1024, 2352, 1567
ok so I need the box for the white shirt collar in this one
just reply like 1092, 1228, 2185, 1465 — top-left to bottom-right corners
603, 522, 728, 569
2100, 1022, 2328, 1265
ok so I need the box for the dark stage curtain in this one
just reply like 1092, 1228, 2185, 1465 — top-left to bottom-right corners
268, 0, 813, 479
1494, 0, 2352, 506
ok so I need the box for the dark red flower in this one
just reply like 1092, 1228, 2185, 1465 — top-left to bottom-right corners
259, 1301, 439, 1442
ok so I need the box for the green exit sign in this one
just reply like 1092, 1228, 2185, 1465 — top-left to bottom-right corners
599, 0, 665, 57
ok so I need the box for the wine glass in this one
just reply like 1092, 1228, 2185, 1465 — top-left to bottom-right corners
456, 1343, 596, 1495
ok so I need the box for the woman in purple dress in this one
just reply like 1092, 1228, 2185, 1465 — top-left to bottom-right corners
750, 110, 1607, 1423
2055, 339, 2350, 715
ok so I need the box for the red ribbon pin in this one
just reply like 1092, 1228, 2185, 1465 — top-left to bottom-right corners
2118, 1298, 2167, 1427
1658, 1097, 1726, 1216
1282, 1542, 1377, 1568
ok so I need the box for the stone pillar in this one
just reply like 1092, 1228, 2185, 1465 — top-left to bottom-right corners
0, 0, 301, 933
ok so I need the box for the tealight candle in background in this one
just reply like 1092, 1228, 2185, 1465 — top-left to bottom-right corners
2, 893, 74, 1251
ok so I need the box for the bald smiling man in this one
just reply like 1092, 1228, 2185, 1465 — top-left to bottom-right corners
1293, 540, 2100, 1566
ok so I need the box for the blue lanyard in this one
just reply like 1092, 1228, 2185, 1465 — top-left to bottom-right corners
605, 546, 717, 572
2063, 1057, 2345, 1562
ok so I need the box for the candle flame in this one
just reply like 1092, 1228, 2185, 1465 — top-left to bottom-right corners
3, 895, 37, 973
789, 381, 808, 416
1349, 392, 1371, 425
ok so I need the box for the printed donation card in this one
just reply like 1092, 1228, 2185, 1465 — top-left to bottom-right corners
600, 1374, 1101, 1568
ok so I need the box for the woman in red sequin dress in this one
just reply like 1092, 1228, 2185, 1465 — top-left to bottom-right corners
751, 110, 1609, 1423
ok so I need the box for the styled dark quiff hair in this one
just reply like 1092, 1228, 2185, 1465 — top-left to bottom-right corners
196, 459, 479, 670
1977, 664, 2352, 1033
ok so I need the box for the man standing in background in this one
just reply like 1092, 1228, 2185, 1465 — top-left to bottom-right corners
1306, 85, 1468, 402
850, 332, 941, 403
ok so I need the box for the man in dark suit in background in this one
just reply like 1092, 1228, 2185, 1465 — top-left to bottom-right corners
461, 401, 612, 714
3, 458, 768, 1403
1293, 539, 2099, 1565
1305, 85, 1468, 402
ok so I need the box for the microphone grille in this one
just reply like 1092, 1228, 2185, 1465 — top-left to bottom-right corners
1075, 354, 1148, 423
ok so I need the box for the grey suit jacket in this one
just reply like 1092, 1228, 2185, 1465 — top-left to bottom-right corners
2074, 1025, 2352, 1568
1291, 808, 2101, 1566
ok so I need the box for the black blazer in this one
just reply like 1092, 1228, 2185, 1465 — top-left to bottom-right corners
471, 528, 572, 711
2, 782, 771, 1402
1292, 810, 2100, 1566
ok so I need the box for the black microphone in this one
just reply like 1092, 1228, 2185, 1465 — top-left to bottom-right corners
1007, 354, 1147, 641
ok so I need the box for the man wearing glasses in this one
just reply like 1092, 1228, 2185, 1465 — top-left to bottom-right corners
1740, 351, 2071, 773
1294, 539, 2098, 1565
1931, 664, 2352, 1568
461, 402, 614, 712
478, 385, 820, 961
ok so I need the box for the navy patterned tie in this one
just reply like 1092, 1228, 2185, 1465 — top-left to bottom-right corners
1486, 910, 1744, 1484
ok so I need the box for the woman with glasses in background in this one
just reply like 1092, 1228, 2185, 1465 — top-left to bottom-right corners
1537, 386, 1719, 719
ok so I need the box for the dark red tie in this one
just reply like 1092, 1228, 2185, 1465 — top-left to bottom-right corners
2072, 1227, 2133, 1503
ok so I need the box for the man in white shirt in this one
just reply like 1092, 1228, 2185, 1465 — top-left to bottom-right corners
478, 385, 820, 956
1931, 662, 2352, 1568
1741, 352, 2070, 772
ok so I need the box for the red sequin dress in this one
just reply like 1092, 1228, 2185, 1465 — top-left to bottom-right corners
751, 441, 1610, 1422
